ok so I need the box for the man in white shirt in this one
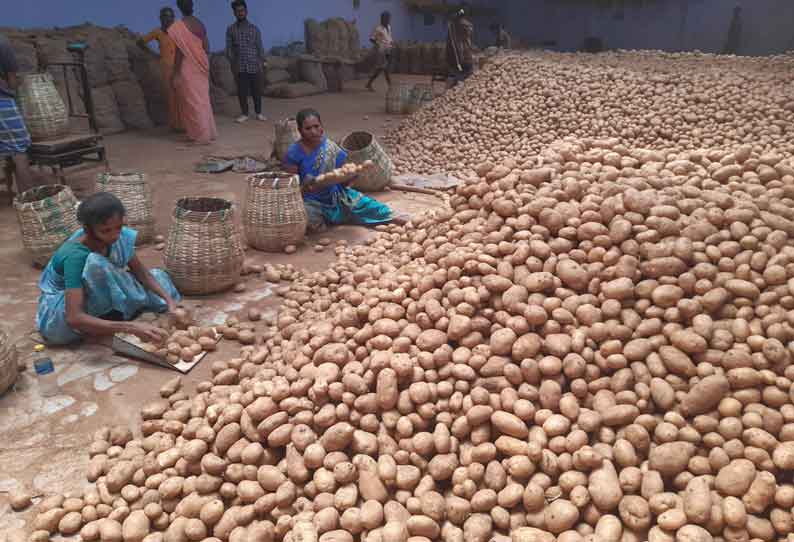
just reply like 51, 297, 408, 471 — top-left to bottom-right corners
366, 11, 393, 92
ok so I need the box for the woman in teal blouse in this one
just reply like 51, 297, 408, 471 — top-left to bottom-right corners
36, 192, 181, 345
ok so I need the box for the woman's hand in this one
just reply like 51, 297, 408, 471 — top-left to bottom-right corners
127, 322, 169, 344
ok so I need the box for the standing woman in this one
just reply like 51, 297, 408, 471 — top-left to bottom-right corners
366, 11, 394, 92
138, 7, 182, 131
446, 7, 474, 85
37, 193, 181, 346
282, 109, 406, 233
168, 0, 217, 145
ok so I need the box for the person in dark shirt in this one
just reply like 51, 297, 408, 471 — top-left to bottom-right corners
0, 33, 34, 194
491, 23, 512, 49
723, 5, 743, 55
226, 0, 266, 123
446, 7, 475, 85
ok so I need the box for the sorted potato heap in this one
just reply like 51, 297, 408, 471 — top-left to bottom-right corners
386, 50, 794, 176
25, 138, 794, 542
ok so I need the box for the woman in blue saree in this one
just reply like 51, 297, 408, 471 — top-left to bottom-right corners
283, 108, 406, 232
36, 192, 180, 345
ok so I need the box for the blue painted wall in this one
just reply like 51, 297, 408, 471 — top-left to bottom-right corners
501, 0, 794, 55
6, 0, 790, 55
3, 0, 456, 52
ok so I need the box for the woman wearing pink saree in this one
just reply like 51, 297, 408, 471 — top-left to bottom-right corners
168, 0, 217, 145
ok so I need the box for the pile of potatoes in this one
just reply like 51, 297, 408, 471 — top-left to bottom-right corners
17, 137, 794, 542
386, 50, 794, 176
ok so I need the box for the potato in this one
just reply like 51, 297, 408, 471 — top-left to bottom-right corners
35, 507, 67, 533
58, 511, 84, 535
99, 519, 123, 542
675, 524, 712, 542
684, 476, 711, 524
715, 459, 757, 496
9, 489, 32, 511
544, 499, 579, 534
122, 510, 151, 542
588, 460, 623, 511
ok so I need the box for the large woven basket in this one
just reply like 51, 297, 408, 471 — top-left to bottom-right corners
385, 83, 411, 114
341, 131, 393, 192
17, 73, 69, 141
0, 326, 18, 396
14, 185, 80, 267
96, 172, 155, 245
164, 197, 245, 295
273, 119, 300, 162
244, 172, 307, 252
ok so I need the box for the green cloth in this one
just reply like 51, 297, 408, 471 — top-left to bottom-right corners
51, 241, 92, 289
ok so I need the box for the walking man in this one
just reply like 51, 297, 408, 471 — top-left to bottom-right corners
226, 0, 266, 123
366, 11, 394, 92
0, 32, 35, 194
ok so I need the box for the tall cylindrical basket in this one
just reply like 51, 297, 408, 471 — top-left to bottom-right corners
14, 185, 80, 267
0, 326, 18, 396
385, 83, 411, 114
164, 197, 245, 295
273, 118, 300, 162
244, 172, 307, 252
341, 131, 393, 192
95, 172, 155, 245
405, 83, 433, 115
17, 72, 69, 141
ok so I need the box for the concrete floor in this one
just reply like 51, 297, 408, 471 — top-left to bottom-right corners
0, 76, 441, 535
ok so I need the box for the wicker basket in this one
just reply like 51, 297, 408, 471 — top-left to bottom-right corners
164, 197, 245, 295
407, 83, 433, 113
17, 73, 69, 141
273, 118, 300, 162
14, 185, 80, 267
0, 326, 18, 396
244, 172, 307, 252
341, 131, 394, 192
385, 83, 411, 114
96, 172, 155, 245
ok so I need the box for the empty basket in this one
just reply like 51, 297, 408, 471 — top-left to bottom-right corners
244, 172, 307, 252
273, 118, 300, 162
164, 197, 245, 295
96, 172, 155, 245
341, 131, 393, 192
385, 83, 411, 114
14, 185, 80, 267
17, 72, 69, 141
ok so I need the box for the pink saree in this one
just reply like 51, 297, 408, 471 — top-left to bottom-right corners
168, 20, 217, 144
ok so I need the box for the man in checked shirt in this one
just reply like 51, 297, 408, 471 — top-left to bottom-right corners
226, 0, 267, 123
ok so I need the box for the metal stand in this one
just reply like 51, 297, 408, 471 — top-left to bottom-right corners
26, 42, 109, 187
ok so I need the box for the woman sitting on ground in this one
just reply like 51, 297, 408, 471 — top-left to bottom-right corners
37, 192, 180, 345
283, 108, 406, 232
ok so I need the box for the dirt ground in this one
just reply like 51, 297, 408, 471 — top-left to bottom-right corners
0, 76, 444, 535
